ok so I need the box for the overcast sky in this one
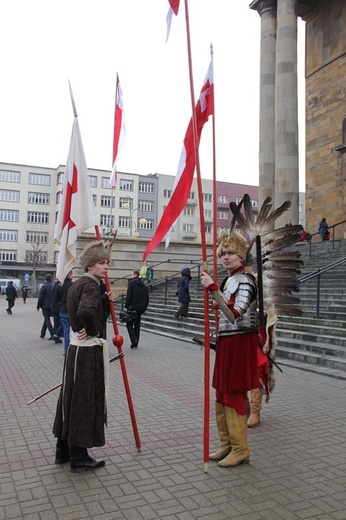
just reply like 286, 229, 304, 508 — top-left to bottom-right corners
1, 0, 306, 190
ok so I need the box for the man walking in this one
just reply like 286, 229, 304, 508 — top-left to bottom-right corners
5, 281, 18, 314
37, 274, 59, 342
124, 270, 149, 348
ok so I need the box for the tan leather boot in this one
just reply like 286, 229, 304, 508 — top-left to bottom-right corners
209, 402, 231, 461
218, 407, 249, 467
247, 388, 262, 428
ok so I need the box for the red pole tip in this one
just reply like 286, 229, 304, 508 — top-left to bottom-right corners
112, 334, 124, 347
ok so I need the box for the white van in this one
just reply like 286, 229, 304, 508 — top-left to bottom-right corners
0, 279, 21, 295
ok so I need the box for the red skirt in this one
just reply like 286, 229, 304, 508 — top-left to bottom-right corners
213, 332, 259, 394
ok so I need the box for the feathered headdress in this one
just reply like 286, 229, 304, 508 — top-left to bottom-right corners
229, 194, 303, 319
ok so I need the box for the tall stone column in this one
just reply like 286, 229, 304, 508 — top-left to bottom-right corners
275, 0, 299, 227
250, 0, 277, 208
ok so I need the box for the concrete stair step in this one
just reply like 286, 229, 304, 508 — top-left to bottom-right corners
276, 344, 346, 373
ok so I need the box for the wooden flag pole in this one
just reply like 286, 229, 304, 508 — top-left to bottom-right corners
183, 0, 211, 473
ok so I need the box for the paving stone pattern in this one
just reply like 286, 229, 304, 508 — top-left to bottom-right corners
0, 298, 345, 520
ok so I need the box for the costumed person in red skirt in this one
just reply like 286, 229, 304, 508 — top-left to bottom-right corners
200, 231, 259, 468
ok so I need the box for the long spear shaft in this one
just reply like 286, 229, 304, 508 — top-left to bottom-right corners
27, 353, 124, 405
183, 0, 211, 473
94, 226, 141, 451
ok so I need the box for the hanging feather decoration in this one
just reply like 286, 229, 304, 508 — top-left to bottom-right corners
229, 194, 304, 319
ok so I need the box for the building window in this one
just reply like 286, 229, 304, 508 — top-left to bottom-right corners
218, 211, 228, 220
163, 189, 172, 198
138, 219, 153, 230
100, 215, 114, 227
189, 191, 195, 200
119, 179, 133, 191
0, 189, 20, 202
26, 231, 48, 243
0, 210, 19, 221
184, 207, 195, 216
89, 176, 97, 187
92, 194, 97, 206
251, 199, 258, 207
204, 209, 212, 218
0, 250, 17, 261
0, 229, 18, 241
299, 205, 303, 213
203, 193, 212, 202
235, 197, 242, 205
57, 172, 64, 185
27, 212, 49, 224
205, 225, 212, 234
183, 223, 194, 232
101, 177, 111, 189
139, 182, 154, 193
26, 250, 47, 263
101, 195, 115, 208
139, 200, 154, 212
118, 216, 130, 228
0, 169, 20, 183
28, 192, 50, 205
218, 195, 229, 204
29, 173, 51, 186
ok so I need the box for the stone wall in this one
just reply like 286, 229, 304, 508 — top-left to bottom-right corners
305, 0, 346, 238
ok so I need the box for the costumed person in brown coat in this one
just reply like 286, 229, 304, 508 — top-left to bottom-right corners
53, 241, 112, 473
200, 231, 259, 468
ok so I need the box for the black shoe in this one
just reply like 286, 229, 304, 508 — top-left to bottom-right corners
70, 454, 105, 473
6, 309, 10, 314
55, 440, 70, 464
53, 336, 62, 344
48, 337, 53, 340
40, 335, 45, 338
130, 342, 138, 349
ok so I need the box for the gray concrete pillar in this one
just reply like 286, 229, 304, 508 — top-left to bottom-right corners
275, 0, 299, 227
250, 0, 278, 208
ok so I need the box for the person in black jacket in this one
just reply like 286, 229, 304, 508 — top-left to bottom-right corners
51, 279, 63, 343
37, 274, 57, 341
5, 281, 18, 314
124, 270, 149, 348
174, 267, 192, 319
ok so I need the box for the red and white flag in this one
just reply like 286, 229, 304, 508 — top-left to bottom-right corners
166, 0, 180, 41
110, 74, 126, 188
54, 111, 98, 282
143, 58, 214, 261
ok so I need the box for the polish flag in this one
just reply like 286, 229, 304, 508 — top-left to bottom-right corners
143, 59, 214, 261
110, 74, 126, 188
54, 95, 98, 282
166, 0, 180, 41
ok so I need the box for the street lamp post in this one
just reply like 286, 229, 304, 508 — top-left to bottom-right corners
122, 197, 146, 238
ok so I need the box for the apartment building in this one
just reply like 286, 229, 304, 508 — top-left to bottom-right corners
0, 160, 304, 286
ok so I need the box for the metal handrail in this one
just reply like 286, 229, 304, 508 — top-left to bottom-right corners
299, 256, 346, 318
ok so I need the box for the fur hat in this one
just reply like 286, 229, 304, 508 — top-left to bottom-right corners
217, 230, 248, 260
79, 241, 111, 271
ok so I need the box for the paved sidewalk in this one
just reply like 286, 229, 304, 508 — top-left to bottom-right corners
0, 297, 345, 520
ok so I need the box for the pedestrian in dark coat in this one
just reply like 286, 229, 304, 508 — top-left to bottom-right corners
174, 267, 192, 319
5, 281, 18, 314
318, 217, 330, 240
124, 270, 149, 348
51, 279, 63, 343
21, 284, 29, 303
37, 274, 57, 340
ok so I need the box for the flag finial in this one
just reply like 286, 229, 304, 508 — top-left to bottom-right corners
68, 80, 78, 118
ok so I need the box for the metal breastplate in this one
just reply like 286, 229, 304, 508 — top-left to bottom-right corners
218, 273, 258, 334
